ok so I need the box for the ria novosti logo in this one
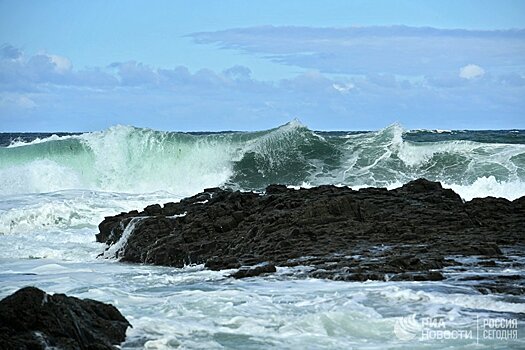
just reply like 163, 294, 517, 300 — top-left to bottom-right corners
394, 314, 520, 342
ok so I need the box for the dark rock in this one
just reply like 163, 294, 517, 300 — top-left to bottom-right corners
205, 256, 241, 270
478, 260, 497, 267
344, 273, 385, 282
97, 178, 524, 286
0, 286, 130, 350
265, 184, 289, 194
144, 204, 162, 215
96, 210, 139, 244
390, 271, 445, 281
397, 178, 443, 193
230, 263, 277, 278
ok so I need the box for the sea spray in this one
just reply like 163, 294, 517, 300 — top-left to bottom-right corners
102, 217, 146, 260
1, 122, 524, 199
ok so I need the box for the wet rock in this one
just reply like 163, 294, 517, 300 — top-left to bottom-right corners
97, 178, 524, 285
475, 283, 525, 296
390, 271, 445, 281
143, 204, 162, 215
479, 260, 497, 267
0, 286, 130, 350
96, 210, 139, 244
344, 273, 385, 282
230, 263, 277, 279
205, 256, 241, 270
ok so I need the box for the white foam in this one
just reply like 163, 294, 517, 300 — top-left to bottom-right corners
0, 227, 99, 260
0, 190, 182, 235
0, 125, 239, 196
78, 125, 236, 195
102, 217, 146, 259
7, 134, 75, 148
0, 160, 84, 196
445, 176, 525, 201
2, 264, 522, 349
380, 285, 525, 314
0, 199, 97, 234
338, 123, 525, 200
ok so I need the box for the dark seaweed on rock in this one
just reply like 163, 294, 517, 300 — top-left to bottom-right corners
97, 179, 525, 287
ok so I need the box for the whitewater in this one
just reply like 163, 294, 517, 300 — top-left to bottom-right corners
1, 121, 524, 349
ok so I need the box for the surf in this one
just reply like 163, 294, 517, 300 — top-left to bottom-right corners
0, 121, 524, 201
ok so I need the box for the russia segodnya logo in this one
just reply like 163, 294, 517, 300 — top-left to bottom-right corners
394, 313, 422, 341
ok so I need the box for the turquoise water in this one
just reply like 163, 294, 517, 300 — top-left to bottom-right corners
1, 121, 524, 197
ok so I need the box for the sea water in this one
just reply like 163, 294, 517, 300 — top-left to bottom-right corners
1, 121, 524, 349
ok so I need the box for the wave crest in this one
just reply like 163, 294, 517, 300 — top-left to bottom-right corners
1, 122, 524, 200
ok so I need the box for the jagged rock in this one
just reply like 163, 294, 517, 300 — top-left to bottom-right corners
0, 286, 130, 350
230, 263, 277, 279
390, 271, 445, 282
97, 179, 525, 284
205, 256, 241, 270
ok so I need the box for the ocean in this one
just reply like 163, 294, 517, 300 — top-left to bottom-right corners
0, 121, 524, 349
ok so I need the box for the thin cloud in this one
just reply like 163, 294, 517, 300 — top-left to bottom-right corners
0, 44, 22, 60
190, 26, 525, 76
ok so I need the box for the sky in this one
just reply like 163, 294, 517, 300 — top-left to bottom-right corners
1, 0, 524, 131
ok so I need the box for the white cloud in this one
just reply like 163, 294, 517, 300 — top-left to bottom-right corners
459, 64, 485, 80
332, 82, 354, 93
47, 54, 72, 73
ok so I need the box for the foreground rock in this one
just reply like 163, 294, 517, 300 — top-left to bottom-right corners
0, 287, 130, 350
98, 179, 524, 290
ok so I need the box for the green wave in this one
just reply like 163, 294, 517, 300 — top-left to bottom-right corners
1, 122, 524, 196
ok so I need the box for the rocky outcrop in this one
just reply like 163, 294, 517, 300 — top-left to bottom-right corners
97, 179, 525, 287
0, 286, 130, 350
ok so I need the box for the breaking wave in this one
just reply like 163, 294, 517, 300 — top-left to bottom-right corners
1, 121, 524, 200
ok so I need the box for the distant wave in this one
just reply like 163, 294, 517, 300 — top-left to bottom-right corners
1, 121, 524, 200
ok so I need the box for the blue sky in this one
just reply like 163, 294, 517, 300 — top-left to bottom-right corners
1, 0, 524, 131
